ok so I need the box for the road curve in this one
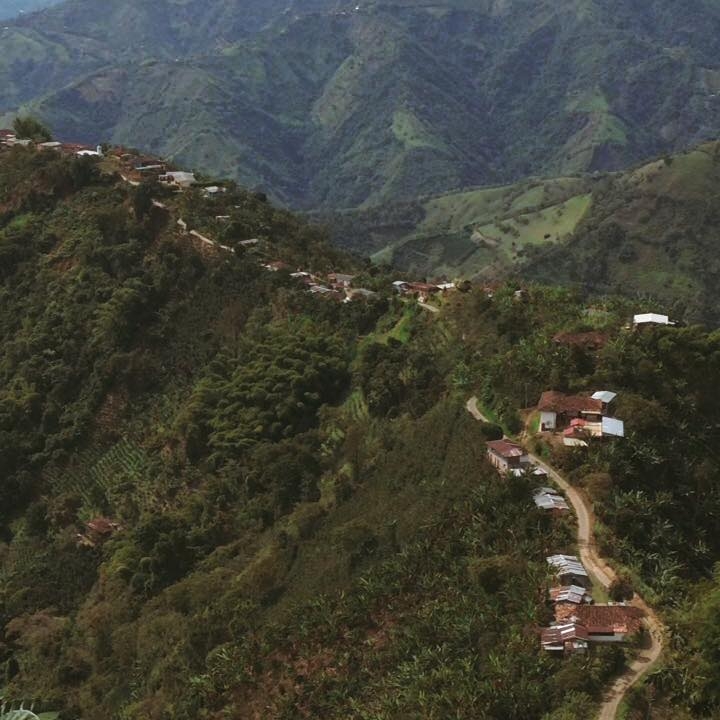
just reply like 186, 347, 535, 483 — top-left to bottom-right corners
465, 396, 664, 720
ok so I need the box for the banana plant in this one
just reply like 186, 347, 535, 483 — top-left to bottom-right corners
0, 702, 40, 720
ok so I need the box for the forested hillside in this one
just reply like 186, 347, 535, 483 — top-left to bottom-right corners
0, 145, 625, 719
333, 140, 720, 326
2, 0, 720, 209
4, 145, 720, 718
451, 285, 720, 720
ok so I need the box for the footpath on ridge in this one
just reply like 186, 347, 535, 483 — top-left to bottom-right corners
465, 397, 664, 720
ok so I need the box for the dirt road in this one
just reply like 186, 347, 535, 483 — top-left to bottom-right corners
466, 396, 664, 719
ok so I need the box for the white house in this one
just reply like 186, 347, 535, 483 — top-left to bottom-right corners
533, 488, 570, 512
633, 313, 675, 327
160, 171, 197, 188
486, 439, 530, 474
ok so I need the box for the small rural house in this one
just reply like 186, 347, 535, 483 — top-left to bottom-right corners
555, 604, 645, 643
160, 170, 197, 188
547, 554, 591, 588
345, 288, 377, 302
633, 313, 675, 328
263, 260, 290, 272
538, 391, 603, 432
202, 185, 226, 197
77, 517, 121, 548
541, 623, 589, 654
486, 439, 530, 474
533, 487, 570, 513
328, 273, 355, 288
407, 282, 439, 295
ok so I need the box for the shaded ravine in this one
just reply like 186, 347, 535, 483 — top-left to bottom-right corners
466, 397, 664, 720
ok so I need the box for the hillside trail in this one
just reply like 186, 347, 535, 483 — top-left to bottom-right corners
465, 397, 665, 720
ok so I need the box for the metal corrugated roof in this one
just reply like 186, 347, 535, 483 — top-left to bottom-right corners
634, 313, 672, 325
602, 417, 625, 437
533, 488, 569, 510
592, 390, 617, 404
547, 554, 589, 577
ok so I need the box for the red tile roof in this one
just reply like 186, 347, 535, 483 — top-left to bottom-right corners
555, 604, 645, 634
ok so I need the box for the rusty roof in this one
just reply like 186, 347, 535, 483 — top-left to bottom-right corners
555, 604, 645, 634
486, 439, 526, 458
538, 391, 603, 414
541, 623, 590, 644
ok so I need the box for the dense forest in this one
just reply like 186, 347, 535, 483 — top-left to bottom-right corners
1, 146, 720, 720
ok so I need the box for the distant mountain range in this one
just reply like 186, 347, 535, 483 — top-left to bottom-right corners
2, 0, 720, 211
329, 140, 720, 324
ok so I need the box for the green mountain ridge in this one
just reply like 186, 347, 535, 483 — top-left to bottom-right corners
2, 0, 720, 210
330, 140, 720, 325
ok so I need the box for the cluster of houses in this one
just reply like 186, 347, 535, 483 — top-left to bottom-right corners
262, 263, 379, 303
542, 554, 645, 654
392, 279, 455, 303
485, 440, 570, 513
483, 438, 647, 656
0, 128, 103, 157
537, 390, 624, 447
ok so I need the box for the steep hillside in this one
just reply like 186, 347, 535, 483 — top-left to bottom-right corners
522, 141, 720, 325
328, 175, 595, 276
333, 141, 720, 326
2, 0, 720, 209
449, 284, 720, 720
0, 145, 604, 720
4, 145, 720, 720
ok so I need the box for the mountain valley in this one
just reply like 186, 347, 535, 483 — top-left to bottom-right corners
2, 0, 720, 212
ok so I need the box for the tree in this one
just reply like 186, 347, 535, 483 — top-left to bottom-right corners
133, 182, 154, 221
13, 116, 52, 142
609, 575, 634, 602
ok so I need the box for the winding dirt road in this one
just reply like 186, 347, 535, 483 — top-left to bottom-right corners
465, 397, 664, 720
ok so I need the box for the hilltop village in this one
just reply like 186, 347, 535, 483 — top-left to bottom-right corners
0, 128, 464, 309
